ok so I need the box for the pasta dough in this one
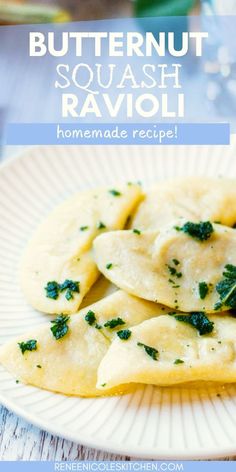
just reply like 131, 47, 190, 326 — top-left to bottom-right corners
20, 184, 142, 314
0, 291, 167, 397
97, 314, 236, 390
131, 177, 236, 230
93, 222, 236, 312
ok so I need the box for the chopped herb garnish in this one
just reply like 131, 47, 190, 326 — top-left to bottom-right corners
117, 329, 131, 340
45, 281, 60, 300
97, 221, 106, 229
101, 383, 107, 387
60, 279, 80, 300
18, 339, 37, 355
104, 317, 125, 329
215, 264, 236, 310
171, 312, 214, 335
65, 290, 73, 300
106, 263, 113, 270
137, 342, 159, 360
174, 359, 184, 365
50, 315, 70, 340
167, 265, 177, 276
80, 226, 89, 231
133, 229, 141, 235
16, 380, 19, 384
198, 282, 209, 300
172, 259, 180, 266
60, 279, 79, 293
45, 279, 80, 301
175, 221, 214, 241
37, 365, 42, 369
167, 265, 182, 278
85, 310, 96, 326
95, 323, 102, 330
109, 189, 121, 197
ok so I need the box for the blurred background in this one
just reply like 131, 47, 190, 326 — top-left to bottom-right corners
0, 0, 199, 24
1, 0, 236, 158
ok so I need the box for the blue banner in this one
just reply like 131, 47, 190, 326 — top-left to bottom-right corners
0, 461, 235, 471
6, 123, 230, 145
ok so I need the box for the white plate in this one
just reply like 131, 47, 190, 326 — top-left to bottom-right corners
1, 143, 236, 460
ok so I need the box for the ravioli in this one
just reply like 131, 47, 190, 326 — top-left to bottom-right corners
0, 291, 167, 397
20, 184, 142, 314
93, 222, 236, 312
131, 177, 236, 230
97, 314, 236, 390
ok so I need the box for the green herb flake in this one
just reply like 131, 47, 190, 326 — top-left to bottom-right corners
45, 281, 60, 300
137, 342, 159, 361
65, 290, 73, 301
172, 312, 214, 335
174, 358, 184, 365
109, 189, 121, 197
175, 221, 214, 241
85, 310, 96, 326
168, 279, 175, 284
117, 329, 131, 340
60, 279, 80, 301
50, 315, 70, 340
18, 339, 37, 355
104, 317, 125, 329
167, 265, 182, 278
95, 323, 102, 330
45, 279, 80, 301
16, 380, 19, 384
172, 258, 180, 266
97, 221, 106, 230
215, 264, 236, 310
60, 279, 79, 293
80, 226, 89, 231
133, 229, 141, 235
101, 383, 107, 387
36, 365, 42, 369
106, 263, 113, 270
198, 282, 209, 300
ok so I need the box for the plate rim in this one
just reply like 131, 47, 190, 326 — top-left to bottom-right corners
1, 390, 236, 460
